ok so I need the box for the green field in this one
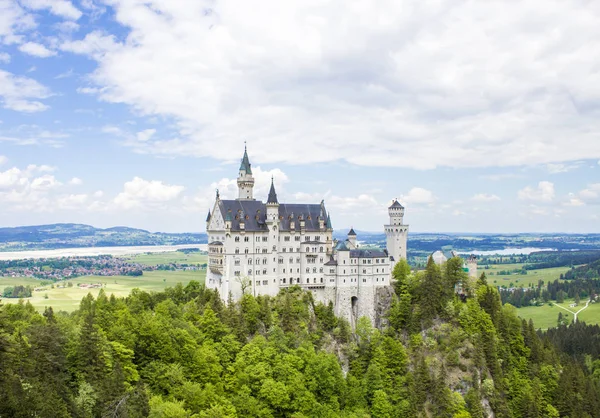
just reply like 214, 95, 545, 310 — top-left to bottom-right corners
482, 263, 570, 288
516, 299, 600, 330
0, 269, 205, 313
125, 251, 207, 266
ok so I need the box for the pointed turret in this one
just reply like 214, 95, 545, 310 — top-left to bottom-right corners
348, 227, 356, 236
239, 144, 252, 175
237, 143, 255, 200
206, 210, 211, 222
326, 214, 332, 229
267, 177, 278, 204
347, 227, 357, 248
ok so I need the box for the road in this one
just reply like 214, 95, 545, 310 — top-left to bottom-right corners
554, 299, 591, 323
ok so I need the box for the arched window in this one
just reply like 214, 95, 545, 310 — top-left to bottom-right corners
312, 267, 317, 273
320, 247, 323, 252
306, 268, 310, 273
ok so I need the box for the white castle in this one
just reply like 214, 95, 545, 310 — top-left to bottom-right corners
205, 146, 409, 324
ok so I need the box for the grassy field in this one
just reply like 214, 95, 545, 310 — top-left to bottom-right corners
482, 263, 570, 288
125, 251, 207, 266
0, 269, 205, 313
516, 299, 600, 330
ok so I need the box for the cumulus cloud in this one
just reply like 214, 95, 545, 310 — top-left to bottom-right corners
0, 0, 35, 44
471, 193, 501, 202
68, 177, 83, 185
19, 42, 56, 58
59, 0, 600, 169
518, 181, 555, 202
400, 188, 436, 205
113, 177, 185, 210
0, 164, 70, 211
0, 69, 51, 112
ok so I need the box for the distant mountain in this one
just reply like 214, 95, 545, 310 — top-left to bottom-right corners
0, 223, 207, 252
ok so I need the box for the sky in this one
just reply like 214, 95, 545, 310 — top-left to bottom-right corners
0, 0, 600, 234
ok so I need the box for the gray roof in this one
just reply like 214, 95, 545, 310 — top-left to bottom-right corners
389, 200, 404, 209
267, 179, 278, 204
324, 256, 337, 266
350, 249, 388, 258
347, 228, 356, 236
206, 210, 211, 222
208, 241, 223, 245
217, 200, 328, 232
335, 240, 350, 251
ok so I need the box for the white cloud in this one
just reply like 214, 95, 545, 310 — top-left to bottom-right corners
136, 128, 156, 142
0, 0, 35, 44
19, 42, 56, 58
60, 0, 600, 169
546, 162, 580, 174
0, 155, 6, 166
0, 69, 51, 112
19, 0, 82, 20
400, 187, 435, 205
0, 52, 10, 63
114, 177, 185, 210
68, 177, 83, 185
577, 183, 600, 204
471, 193, 501, 202
518, 181, 555, 202
54, 21, 79, 33
57, 193, 88, 209
0, 164, 68, 212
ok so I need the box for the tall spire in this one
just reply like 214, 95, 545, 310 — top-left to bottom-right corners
239, 142, 252, 174
267, 176, 278, 204
206, 209, 211, 222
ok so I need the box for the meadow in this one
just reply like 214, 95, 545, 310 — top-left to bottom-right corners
0, 268, 205, 313
481, 263, 571, 288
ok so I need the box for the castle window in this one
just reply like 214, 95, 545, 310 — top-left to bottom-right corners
235, 236, 240, 242
248, 269, 252, 275
273, 245, 276, 251
235, 248, 239, 254
320, 268, 323, 273
244, 236, 249, 242
330, 269, 335, 273
363, 269, 366, 274
319, 258, 323, 263
263, 269, 267, 275
315, 236, 320, 241
343, 260, 346, 264
256, 270, 260, 275
256, 237, 260, 242
320, 278, 323, 283
234, 270, 240, 276
283, 248, 286, 252
248, 259, 253, 265
262, 236, 268, 242
283, 268, 286, 273
295, 236, 301, 241
256, 258, 260, 264
234, 259, 240, 266
256, 280, 260, 286
305, 236, 310, 241
290, 248, 293, 253
343, 270, 346, 274
245, 248, 249, 254
263, 258, 267, 265
263, 280, 268, 285
278, 258, 283, 264
376, 268, 378, 273
375, 259, 379, 263
313, 278, 316, 283
289, 257, 293, 263
313, 267, 317, 273
306, 268, 310, 273
319, 247, 323, 252
284, 236, 290, 242
282, 278, 286, 284
296, 258, 300, 263
306, 278, 309, 284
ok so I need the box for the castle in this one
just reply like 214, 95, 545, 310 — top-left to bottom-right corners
205, 146, 409, 324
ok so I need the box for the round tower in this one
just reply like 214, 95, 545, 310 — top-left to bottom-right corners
385, 199, 408, 269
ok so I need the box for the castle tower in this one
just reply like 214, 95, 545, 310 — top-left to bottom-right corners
347, 227, 357, 248
385, 199, 409, 270
266, 177, 279, 222
237, 144, 255, 200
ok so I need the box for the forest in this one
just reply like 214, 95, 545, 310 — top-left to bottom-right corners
1, 258, 600, 417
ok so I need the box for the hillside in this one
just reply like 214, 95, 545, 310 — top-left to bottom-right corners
1, 259, 599, 417
0, 223, 207, 252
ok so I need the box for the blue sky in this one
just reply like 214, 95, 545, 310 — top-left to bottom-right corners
1, 0, 599, 233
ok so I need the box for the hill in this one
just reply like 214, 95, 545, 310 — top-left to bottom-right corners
0, 223, 207, 252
